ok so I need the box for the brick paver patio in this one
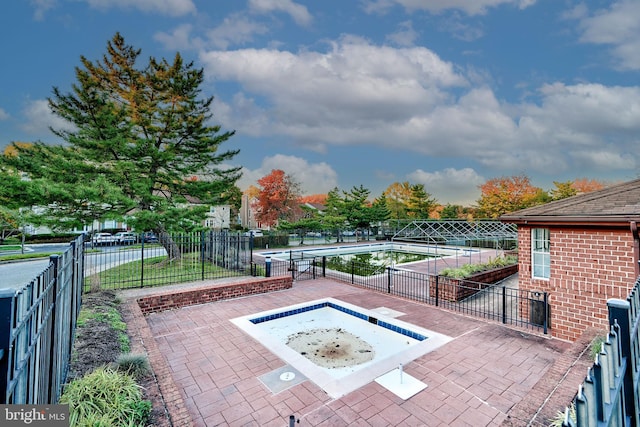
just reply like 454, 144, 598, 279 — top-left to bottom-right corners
124, 277, 578, 426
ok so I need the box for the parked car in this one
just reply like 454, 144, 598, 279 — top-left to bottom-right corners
114, 231, 137, 244
91, 232, 117, 246
245, 229, 264, 237
306, 231, 322, 238
142, 232, 158, 243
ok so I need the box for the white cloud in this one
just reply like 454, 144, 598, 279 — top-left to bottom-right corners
573, 0, 640, 70
30, 0, 56, 21
386, 21, 419, 46
20, 100, 75, 136
206, 13, 270, 50
200, 37, 640, 185
248, 0, 313, 26
407, 168, 484, 204
82, 0, 196, 16
237, 154, 338, 194
200, 37, 467, 150
362, 0, 536, 16
0, 108, 9, 121
154, 24, 205, 51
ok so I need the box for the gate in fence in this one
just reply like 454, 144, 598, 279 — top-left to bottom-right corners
0, 235, 84, 404
562, 276, 640, 426
290, 258, 316, 280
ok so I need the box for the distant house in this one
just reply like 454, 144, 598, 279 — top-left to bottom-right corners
240, 194, 261, 230
205, 205, 231, 230
501, 178, 640, 341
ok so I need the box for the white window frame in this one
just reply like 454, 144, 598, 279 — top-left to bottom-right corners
531, 228, 550, 279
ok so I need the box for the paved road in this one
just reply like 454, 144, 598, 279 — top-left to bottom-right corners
0, 258, 51, 292
0, 243, 167, 292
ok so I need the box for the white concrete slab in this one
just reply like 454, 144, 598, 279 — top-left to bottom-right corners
375, 366, 427, 400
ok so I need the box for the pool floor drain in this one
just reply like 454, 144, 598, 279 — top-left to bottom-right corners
280, 372, 296, 381
259, 366, 306, 394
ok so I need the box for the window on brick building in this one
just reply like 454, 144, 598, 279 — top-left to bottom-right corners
531, 228, 550, 279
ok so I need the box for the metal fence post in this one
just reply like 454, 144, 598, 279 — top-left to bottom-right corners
435, 275, 439, 307
201, 231, 206, 281
140, 238, 145, 288
0, 288, 14, 403
265, 256, 271, 278
351, 261, 355, 284
502, 286, 507, 324
322, 256, 326, 277
387, 267, 392, 293
543, 292, 549, 334
47, 255, 60, 403
607, 298, 636, 423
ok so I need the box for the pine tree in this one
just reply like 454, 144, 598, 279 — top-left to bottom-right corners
1, 33, 241, 259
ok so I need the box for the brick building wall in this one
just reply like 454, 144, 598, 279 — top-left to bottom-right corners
518, 226, 636, 341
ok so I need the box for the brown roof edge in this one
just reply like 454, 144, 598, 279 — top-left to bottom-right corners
500, 215, 640, 227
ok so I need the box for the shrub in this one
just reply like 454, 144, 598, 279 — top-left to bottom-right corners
439, 255, 517, 279
115, 353, 151, 379
60, 366, 151, 426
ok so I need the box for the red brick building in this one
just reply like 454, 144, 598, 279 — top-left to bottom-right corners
501, 179, 640, 341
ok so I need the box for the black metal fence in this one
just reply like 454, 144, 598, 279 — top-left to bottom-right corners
561, 276, 640, 426
84, 231, 253, 291
0, 235, 84, 404
271, 255, 548, 334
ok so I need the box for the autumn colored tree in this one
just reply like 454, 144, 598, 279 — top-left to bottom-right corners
299, 194, 328, 204
573, 178, 606, 193
244, 185, 261, 200
476, 175, 543, 218
253, 169, 301, 227
383, 182, 412, 220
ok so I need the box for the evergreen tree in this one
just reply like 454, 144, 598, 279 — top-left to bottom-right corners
322, 187, 348, 242
342, 185, 373, 235
407, 184, 437, 219
1, 33, 241, 259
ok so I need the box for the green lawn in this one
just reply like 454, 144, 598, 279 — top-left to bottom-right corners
85, 253, 246, 291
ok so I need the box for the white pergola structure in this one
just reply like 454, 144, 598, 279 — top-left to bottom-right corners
391, 220, 517, 249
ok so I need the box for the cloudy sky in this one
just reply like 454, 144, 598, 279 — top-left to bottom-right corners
2, 1, 639, 204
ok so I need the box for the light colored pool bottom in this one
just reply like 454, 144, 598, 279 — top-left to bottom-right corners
230, 298, 452, 398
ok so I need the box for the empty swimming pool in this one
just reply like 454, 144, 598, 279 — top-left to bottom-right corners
231, 298, 452, 398
259, 242, 472, 260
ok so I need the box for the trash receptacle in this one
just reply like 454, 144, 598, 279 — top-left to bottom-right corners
530, 291, 549, 327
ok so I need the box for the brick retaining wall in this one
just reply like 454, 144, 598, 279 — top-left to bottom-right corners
428, 264, 518, 301
136, 276, 293, 314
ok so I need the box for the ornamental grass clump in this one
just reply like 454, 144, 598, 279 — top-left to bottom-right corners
439, 255, 517, 279
115, 353, 151, 380
60, 366, 151, 427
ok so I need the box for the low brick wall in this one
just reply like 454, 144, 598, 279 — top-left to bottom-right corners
429, 264, 518, 302
136, 276, 293, 315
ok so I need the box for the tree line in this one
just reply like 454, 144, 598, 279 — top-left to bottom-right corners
247, 169, 607, 236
